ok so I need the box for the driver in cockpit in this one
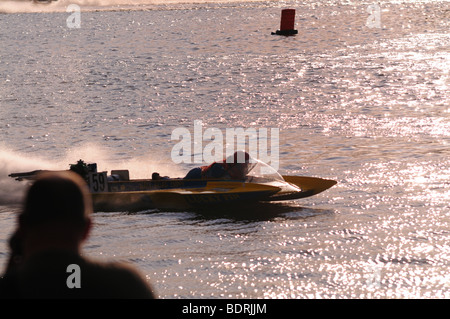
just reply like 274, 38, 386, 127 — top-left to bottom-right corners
183, 151, 251, 180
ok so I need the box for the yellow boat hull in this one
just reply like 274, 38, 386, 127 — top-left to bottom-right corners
91, 176, 337, 212
92, 181, 282, 211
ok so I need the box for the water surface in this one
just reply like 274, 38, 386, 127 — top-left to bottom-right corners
0, 0, 449, 298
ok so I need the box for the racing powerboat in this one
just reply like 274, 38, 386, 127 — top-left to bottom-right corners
9, 159, 337, 212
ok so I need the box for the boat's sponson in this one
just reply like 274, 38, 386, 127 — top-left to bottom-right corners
266, 175, 338, 201
92, 181, 281, 211
92, 175, 336, 211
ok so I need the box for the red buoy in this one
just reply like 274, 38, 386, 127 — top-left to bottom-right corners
272, 9, 298, 36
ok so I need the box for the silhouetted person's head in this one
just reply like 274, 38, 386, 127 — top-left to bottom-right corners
18, 171, 93, 259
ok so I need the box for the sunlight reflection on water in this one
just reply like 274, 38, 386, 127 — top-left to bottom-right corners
0, 0, 449, 298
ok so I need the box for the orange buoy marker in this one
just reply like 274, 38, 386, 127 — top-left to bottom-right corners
272, 9, 298, 36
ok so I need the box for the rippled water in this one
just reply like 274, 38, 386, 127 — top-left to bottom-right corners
0, 0, 449, 298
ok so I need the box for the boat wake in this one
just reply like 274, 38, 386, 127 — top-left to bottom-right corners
179, 201, 336, 222
0, 149, 54, 205
0, 144, 184, 206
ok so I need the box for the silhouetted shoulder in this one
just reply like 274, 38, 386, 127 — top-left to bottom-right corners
84, 259, 156, 299
13, 251, 155, 299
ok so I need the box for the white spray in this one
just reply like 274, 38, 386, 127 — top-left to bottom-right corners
0, 144, 184, 206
